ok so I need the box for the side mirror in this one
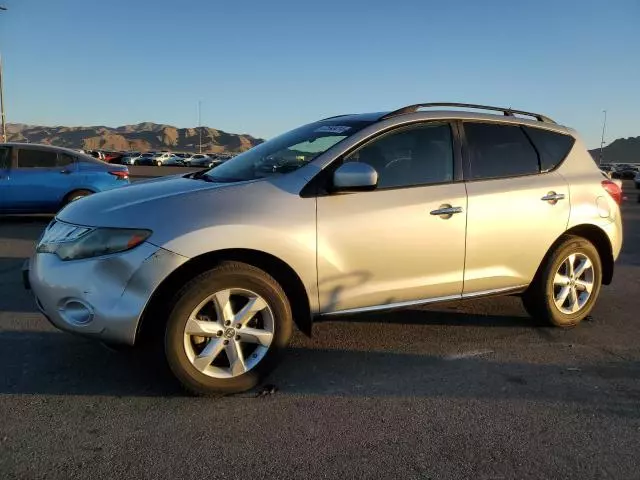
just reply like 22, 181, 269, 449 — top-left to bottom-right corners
332, 162, 378, 192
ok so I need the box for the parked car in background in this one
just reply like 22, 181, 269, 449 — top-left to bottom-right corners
634, 171, 640, 190
121, 152, 142, 165
183, 153, 215, 167
25, 102, 623, 395
104, 151, 125, 163
135, 153, 158, 165
0, 143, 129, 213
612, 165, 639, 179
152, 152, 184, 166
85, 150, 106, 161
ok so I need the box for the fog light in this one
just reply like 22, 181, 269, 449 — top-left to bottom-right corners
58, 300, 94, 326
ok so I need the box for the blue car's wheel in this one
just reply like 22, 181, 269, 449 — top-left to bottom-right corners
63, 189, 92, 207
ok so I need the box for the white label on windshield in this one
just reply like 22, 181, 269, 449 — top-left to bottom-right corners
314, 125, 352, 134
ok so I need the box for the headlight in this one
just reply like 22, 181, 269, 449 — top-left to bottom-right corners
37, 225, 151, 261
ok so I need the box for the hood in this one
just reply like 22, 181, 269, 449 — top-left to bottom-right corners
57, 175, 240, 229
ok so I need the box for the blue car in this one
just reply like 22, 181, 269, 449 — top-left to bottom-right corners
0, 143, 130, 213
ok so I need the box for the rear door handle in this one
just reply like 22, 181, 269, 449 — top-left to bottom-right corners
541, 192, 565, 203
430, 204, 463, 219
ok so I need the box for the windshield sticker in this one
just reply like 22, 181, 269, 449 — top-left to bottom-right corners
314, 125, 352, 134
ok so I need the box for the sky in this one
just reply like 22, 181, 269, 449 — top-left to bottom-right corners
0, 0, 638, 148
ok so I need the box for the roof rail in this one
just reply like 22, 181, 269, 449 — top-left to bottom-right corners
318, 114, 352, 121
380, 102, 556, 124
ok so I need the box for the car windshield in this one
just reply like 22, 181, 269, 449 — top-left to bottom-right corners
203, 119, 373, 182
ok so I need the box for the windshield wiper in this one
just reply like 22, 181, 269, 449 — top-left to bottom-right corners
205, 176, 245, 183
184, 169, 210, 179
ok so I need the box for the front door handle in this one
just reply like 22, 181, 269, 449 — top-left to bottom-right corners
541, 192, 565, 204
430, 204, 463, 219
60, 170, 72, 175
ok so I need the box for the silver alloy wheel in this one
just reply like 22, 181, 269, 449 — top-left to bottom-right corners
553, 253, 595, 314
183, 288, 275, 379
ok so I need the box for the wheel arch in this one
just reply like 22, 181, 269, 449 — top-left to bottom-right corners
564, 224, 614, 285
534, 224, 615, 287
61, 188, 96, 207
136, 248, 313, 346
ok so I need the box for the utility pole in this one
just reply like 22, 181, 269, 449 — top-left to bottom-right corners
1, 6, 8, 143
198, 100, 202, 154
599, 109, 607, 165
0, 53, 6, 143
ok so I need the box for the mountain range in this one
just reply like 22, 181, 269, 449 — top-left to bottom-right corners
589, 136, 640, 164
4, 122, 639, 162
4, 122, 264, 153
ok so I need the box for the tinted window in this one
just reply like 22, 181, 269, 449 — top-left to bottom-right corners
17, 148, 58, 168
344, 123, 454, 189
57, 153, 76, 167
464, 123, 539, 180
524, 126, 575, 172
0, 147, 10, 169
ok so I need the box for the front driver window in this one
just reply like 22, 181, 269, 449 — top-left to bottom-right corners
344, 122, 454, 189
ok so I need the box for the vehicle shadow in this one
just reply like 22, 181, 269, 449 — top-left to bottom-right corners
0, 328, 638, 420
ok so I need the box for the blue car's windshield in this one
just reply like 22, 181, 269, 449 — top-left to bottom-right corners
204, 119, 374, 182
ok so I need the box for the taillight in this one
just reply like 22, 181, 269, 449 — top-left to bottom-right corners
601, 180, 622, 204
109, 170, 129, 180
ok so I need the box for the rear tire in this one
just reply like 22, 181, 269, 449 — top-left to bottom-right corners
63, 189, 92, 206
164, 261, 293, 395
156, 160, 162, 167
522, 235, 602, 327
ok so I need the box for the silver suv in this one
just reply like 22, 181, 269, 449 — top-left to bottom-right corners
26, 103, 623, 395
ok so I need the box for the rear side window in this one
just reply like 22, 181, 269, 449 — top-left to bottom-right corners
57, 153, 76, 167
464, 123, 539, 180
524, 127, 575, 172
17, 148, 58, 168
0, 146, 10, 169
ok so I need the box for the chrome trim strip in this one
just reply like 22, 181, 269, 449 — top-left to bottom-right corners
321, 294, 461, 317
461, 285, 528, 299
319, 285, 527, 317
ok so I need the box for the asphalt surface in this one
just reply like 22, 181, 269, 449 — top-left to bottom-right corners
0, 180, 639, 479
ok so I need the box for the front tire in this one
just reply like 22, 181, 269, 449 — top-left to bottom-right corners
522, 235, 602, 327
164, 262, 293, 395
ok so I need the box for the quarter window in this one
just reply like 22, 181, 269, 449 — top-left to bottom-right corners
524, 126, 575, 172
464, 123, 539, 180
344, 123, 454, 189
17, 148, 58, 168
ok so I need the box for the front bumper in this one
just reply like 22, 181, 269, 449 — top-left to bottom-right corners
27, 242, 188, 345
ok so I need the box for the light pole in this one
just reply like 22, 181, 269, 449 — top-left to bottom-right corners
599, 109, 607, 165
0, 52, 6, 143
0, 6, 7, 143
198, 100, 202, 154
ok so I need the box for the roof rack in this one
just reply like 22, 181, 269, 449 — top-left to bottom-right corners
380, 102, 556, 124
318, 114, 352, 121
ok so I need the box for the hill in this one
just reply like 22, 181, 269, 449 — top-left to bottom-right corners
5, 122, 264, 153
589, 136, 640, 164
